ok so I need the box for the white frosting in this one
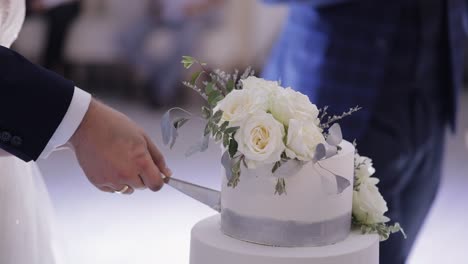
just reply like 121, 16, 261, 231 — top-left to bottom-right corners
190, 216, 379, 264
221, 140, 355, 223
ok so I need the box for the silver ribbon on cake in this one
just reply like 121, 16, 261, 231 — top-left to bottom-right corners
221, 209, 352, 247
313, 123, 351, 194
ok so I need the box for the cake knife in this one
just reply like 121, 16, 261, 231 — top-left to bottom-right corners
164, 176, 222, 212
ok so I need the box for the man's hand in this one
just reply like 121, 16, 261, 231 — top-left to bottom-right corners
69, 99, 172, 194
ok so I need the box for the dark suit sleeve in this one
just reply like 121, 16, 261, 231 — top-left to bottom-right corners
0, 46, 75, 162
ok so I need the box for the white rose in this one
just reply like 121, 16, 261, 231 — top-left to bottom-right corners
235, 112, 286, 168
241, 76, 282, 97
215, 89, 268, 127
270, 87, 320, 126
354, 155, 376, 184
285, 119, 325, 161
352, 176, 390, 224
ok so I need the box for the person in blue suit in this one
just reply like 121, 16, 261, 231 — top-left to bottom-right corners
263, 1, 466, 263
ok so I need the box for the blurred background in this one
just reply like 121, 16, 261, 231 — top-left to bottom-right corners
10, 0, 468, 263
14, 0, 286, 107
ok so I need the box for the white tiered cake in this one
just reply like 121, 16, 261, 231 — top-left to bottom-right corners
162, 71, 401, 264
189, 141, 379, 264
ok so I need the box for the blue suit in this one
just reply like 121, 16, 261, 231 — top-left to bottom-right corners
0, 46, 75, 161
263, 0, 466, 263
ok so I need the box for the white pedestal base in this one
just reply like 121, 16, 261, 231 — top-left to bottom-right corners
190, 215, 379, 264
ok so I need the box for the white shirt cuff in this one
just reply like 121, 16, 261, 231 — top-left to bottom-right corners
39, 87, 91, 159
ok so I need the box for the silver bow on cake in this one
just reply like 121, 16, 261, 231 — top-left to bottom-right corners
313, 123, 351, 194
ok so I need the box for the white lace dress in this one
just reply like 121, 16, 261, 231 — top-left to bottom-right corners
0, 1, 63, 263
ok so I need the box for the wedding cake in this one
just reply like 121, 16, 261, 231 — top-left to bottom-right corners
220, 140, 355, 247
162, 57, 405, 264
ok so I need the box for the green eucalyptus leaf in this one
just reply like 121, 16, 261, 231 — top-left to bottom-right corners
181, 56, 195, 69
211, 130, 217, 138
228, 139, 238, 158
205, 82, 215, 95
232, 159, 241, 173
211, 124, 219, 137
274, 178, 287, 195
219, 121, 229, 131
223, 133, 230, 147
190, 71, 202, 85
272, 161, 282, 173
201, 106, 212, 119
227, 171, 240, 188
227, 157, 242, 188
215, 131, 223, 141
207, 90, 222, 106
226, 79, 235, 93
225, 126, 240, 134
210, 95, 224, 106
212, 110, 223, 124
208, 121, 216, 132
206, 89, 219, 97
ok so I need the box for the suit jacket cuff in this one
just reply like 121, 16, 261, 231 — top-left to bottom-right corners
39, 87, 91, 159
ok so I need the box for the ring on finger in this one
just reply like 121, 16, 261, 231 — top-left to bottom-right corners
115, 185, 130, 194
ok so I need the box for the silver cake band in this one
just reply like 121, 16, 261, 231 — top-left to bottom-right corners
221, 209, 352, 247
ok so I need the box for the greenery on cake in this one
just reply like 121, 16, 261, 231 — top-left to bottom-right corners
352, 151, 407, 241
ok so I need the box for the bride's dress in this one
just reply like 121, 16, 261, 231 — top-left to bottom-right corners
1, 1, 63, 263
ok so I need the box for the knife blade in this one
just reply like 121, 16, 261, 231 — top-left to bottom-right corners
165, 176, 221, 212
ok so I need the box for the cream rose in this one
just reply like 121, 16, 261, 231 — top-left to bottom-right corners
215, 89, 268, 127
285, 119, 325, 161
235, 112, 286, 168
269, 87, 320, 126
352, 178, 390, 224
355, 155, 376, 185
352, 155, 389, 224
241, 76, 282, 97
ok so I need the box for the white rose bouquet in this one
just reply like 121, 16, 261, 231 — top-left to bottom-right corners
162, 56, 404, 240
352, 153, 406, 240
163, 57, 360, 193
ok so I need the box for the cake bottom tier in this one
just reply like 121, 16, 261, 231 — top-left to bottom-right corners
190, 215, 379, 264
